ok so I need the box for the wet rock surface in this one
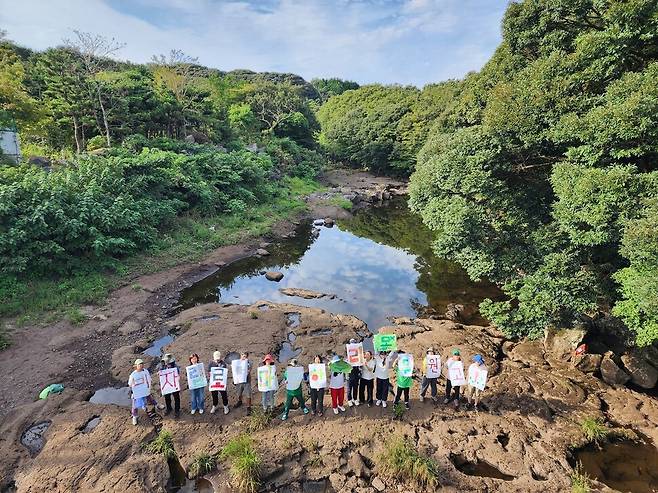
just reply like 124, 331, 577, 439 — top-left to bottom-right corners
2, 303, 657, 492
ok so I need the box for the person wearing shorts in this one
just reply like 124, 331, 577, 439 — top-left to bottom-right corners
234, 352, 252, 415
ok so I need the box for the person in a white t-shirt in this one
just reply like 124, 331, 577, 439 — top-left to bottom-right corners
374, 351, 396, 408
466, 354, 488, 409
128, 359, 157, 426
329, 355, 348, 414
359, 351, 376, 406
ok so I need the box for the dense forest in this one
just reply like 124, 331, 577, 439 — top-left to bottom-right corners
1, 0, 657, 348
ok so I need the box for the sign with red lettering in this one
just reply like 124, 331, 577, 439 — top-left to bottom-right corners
158, 368, 180, 396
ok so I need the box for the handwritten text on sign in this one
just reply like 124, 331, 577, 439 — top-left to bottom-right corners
373, 334, 397, 352
398, 354, 414, 377
448, 361, 467, 386
209, 366, 228, 391
257, 365, 277, 392
186, 363, 207, 390
159, 368, 180, 396
346, 343, 365, 366
308, 363, 327, 389
468, 365, 488, 391
425, 355, 441, 378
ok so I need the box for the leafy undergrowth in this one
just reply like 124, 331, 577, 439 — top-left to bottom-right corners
143, 430, 176, 460
0, 177, 318, 331
219, 434, 261, 493
243, 408, 273, 433
570, 462, 591, 493
376, 435, 440, 489
580, 417, 609, 444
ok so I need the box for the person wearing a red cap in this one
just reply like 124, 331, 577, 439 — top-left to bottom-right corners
261, 354, 277, 413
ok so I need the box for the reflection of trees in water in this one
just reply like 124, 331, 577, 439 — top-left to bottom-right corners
179, 221, 318, 307
339, 198, 502, 315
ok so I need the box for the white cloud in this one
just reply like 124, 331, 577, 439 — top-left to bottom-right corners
0, 0, 508, 86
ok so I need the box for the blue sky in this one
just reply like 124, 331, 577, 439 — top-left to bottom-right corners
0, 0, 509, 87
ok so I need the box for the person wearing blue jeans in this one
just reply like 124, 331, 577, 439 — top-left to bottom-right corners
188, 353, 205, 414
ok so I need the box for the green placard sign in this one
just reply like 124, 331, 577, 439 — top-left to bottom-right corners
374, 334, 397, 352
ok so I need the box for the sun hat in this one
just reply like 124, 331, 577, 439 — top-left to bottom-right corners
473, 354, 484, 364
288, 358, 298, 366
330, 355, 341, 363
452, 349, 461, 356
262, 353, 275, 364
162, 353, 174, 364
133, 358, 144, 366
349, 338, 357, 344
213, 351, 222, 361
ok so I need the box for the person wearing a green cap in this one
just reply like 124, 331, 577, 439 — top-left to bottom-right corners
128, 359, 158, 425
444, 349, 463, 407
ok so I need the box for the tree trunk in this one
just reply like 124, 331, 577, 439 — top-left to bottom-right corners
96, 84, 111, 146
73, 115, 81, 154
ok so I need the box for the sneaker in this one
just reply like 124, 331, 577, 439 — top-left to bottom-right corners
333, 408, 339, 415
382, 401, 387, 408
281, 413, 288, 421
318, 411, 323, 417
157, 403, 166, 410
191, 409, 196, 415
443, 398, 450, 404
131, 416, 138, 426
348, 400, 354, 407
405, 403, 410, 410
224, 406, 230, 415
210, 406, 217, 414
354, 400, 360, 406
303, 407, 310, 415
419, 395, 424, 402
375, 400, 381, 406
454, 400, 459, 408
338, 405, 346, 412
199, 409, 204, 414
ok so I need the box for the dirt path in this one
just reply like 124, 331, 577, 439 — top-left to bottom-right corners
0, 168, 406, 418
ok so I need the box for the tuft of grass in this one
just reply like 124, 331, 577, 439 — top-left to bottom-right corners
220, 435, 261, 493
327, 195, 353, 211
0, 324, 10, 351
244, 408, 272, 433
248, 311, 258, 319
580, 417, 609, 444
571, 462, 591, 493
189, 452, 217, 477
131, 283, 142, 291
143, 430, 176, 460
66, 307, 88, 325
376, 436, 439, 489
392, 402, 406, 420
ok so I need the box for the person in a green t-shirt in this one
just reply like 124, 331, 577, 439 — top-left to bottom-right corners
393, 350, 413, 409
281, 359, 309, 421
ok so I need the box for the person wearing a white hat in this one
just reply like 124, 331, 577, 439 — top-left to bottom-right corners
128, 359, 157, 425
208, 351, 229, 415
159, 354, 181, 418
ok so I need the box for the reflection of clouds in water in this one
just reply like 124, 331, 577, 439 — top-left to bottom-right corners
216, 225, 426, 329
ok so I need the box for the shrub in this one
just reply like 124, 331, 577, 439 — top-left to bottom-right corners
143, 430, 176, 459
86, 135, 106, 151
189, 452, 217, 477
580, 418, 609, 444
244, 408, 272, 433
392, 402, 406, 420
571, 462, 591, 493
220, 435, 261, 493
377, 436, 439, 489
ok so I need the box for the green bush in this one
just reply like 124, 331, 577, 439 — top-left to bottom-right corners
86, 135, 106, 152
580, 418, 609, 444
377, 436, 439, 489
265, 137, 325, 179
189, 452, 217, 477
220, 435, 261, 493
571, 462, 591, 493
143, 430, 176, 459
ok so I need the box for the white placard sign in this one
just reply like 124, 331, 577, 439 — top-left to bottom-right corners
285, 366, 304, 390
468, 365, 488, 391
398, 353, 414, 377
231, 359, 249, 384
257, 365, 278, 392
425, 355, 442, 379
308, 363, 327, 389
448, 361, 467, 386
186, 363, 207, 390
346, 343, 365, 366
158, 368, 181, 396
130, 370, 151, 399
209, 366, 228, 391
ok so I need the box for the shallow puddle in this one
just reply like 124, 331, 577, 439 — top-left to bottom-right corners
89, 387, 132, 407
178, 198, 501, 331
574, 439, 658, 493
21, 421, 51, 457
286, 312, 301, 328
310, 327, 332, 336
80, 416, 101, 433
278, 342, 302, 364
451, 454, 515, 481
144, 334, 175, 357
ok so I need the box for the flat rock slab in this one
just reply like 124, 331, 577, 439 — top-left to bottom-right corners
279, 288, 336, 299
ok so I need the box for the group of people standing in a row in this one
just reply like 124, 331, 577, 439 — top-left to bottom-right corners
127, 339, 488, 425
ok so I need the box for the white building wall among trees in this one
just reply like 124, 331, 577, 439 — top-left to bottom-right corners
0, 130, 21, 162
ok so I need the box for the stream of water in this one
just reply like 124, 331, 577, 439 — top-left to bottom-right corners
179, 198, 501, 331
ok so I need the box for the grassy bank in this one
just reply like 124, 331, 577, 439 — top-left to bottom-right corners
0, 176, 323, 329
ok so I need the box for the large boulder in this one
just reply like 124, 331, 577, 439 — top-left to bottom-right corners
265, 271, 284, 282
573, 353, 603, 374
621, 351, 658, 389
543, 327, 587, 362
600, 352, 631, 386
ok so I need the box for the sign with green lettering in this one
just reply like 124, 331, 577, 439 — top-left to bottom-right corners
374, 334, 397, 352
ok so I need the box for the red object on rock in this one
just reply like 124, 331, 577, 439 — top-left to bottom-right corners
575, 343, 587, 356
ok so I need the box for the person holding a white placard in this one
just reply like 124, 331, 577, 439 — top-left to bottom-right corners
159, 354, 181, 418
393, 350, 413, 409
359, 351, 376, 406
281, 359, 309, 421
208, 351, 230, 415
420, 348, 439, 403
188, 353, 205, 414
444, 349, 463, 407
128, 359, 158, 426
234, 352, 253, 415
260, 354, 277, 413
308, 355, 327, 416
374, 351, 394, 408
466, 354, 488, 410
